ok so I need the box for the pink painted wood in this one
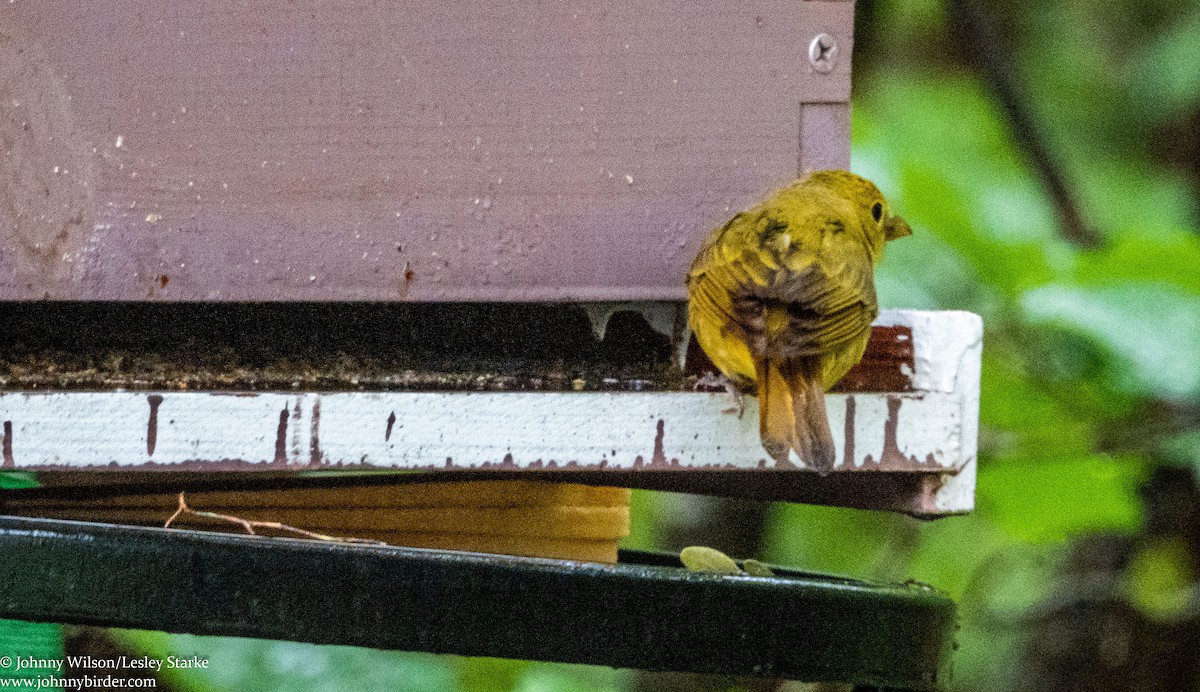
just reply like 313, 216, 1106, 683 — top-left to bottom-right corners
1, 0, 853, 301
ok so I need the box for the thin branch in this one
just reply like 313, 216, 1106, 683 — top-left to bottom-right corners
946, 0, 1103, 249
164, 492, 386, 545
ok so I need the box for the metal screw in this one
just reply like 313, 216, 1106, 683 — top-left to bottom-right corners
808, 33, 838, 73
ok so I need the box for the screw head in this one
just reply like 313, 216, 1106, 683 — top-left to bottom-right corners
808, 33, 838, 73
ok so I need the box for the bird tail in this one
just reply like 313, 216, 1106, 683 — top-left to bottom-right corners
756, 356, 836, 474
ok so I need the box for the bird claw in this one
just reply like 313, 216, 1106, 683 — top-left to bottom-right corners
692, 371, 726, 391
694, 371, 745, 419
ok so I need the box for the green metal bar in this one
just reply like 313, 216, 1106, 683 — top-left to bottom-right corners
0, 516, 954, 688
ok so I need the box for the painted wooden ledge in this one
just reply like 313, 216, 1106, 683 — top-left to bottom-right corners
0, 310, 981, 515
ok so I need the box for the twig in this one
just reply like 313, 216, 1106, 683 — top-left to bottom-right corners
163, 492, 386, 545
946, 0, 1103, 249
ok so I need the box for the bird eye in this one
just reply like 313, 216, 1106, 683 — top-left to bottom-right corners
871, 202, 883, 223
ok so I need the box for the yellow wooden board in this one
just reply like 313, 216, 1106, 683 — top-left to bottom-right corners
5, 480, 631, 562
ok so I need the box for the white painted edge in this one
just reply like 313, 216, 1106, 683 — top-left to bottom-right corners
0, 309, 982, 514
933, 455, 976, 514
875, 309, 983, 394
0, 391, 965, 473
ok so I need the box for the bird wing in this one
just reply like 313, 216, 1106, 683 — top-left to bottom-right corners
770, 252, 878, 358
692, 209, 876, 358
686, 216, 752, 386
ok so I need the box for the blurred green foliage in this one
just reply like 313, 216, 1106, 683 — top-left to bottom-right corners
0, 620, 63, 681
27, 0, 1200, 689
113, 629, 629, 692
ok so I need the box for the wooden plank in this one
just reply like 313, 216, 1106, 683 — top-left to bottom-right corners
0, 479, 632, 562
17, 506, 631, 538
0, 310, 981, 513
799, 102, 852, 172
18, 480, 634, 509
0, 390, 966, 471
0, 312, 976, 473
0, 302, 916, 394
0, 0, 854, 302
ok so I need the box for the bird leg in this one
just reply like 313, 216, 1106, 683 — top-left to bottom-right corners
693, 371, 745, 418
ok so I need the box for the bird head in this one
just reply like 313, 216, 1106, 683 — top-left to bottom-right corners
806, 170, 911, 260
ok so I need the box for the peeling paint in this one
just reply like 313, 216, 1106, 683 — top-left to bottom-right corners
146, 395, 163, 457
2, 421, 12, 468
874, 310, 982, 394
880, 396, 904, 465
651, 419, 667, 467
0, 306, 980, 514
273, 407, 288, 466
843, 395, 855, 469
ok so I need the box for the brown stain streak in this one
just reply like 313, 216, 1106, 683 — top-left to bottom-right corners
146, 395, 164, 457
843, 395, 855, 469
273, 407, 288, 466
385, 411, 396, 441
650, 419, 667, 467
879, 395, 906, 466
397, 261, 414, 299
309, 398, 322, 466
2, 421, 13, 468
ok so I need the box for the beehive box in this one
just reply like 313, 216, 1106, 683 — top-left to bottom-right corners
2, 0, 853, 301
0, 1, 978, 535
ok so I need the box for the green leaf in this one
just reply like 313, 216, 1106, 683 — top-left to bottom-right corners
902, 514, 1013, 600
1021, 282, 1200, 399
975, 456, 1145, 544
622, 489, 663, 552
511, 665, 626, 692
456, 657, 531, 692
978, 352, 1098, 458
1125, 536, 1196, 621
1076, 229, 1200, 295
1130, 9, 1200, 119
1073, 161, 1198, 237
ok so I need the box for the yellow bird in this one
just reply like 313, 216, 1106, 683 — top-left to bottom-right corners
687, 171, 911, 473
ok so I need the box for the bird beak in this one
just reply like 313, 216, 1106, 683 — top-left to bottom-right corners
885, 215, 912, 241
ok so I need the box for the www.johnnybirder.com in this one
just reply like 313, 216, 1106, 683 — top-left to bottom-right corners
0, 676, 155, 689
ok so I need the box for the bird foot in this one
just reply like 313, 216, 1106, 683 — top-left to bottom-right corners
693, 371, 745, 418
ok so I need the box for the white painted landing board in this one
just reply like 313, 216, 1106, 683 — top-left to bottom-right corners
0, 310, 982, 513
0, 389, 960, 470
